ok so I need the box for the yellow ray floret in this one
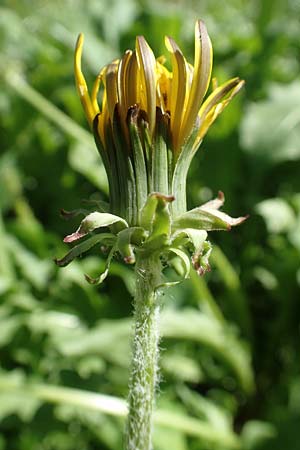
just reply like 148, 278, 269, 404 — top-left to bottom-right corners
193, 78, 245, 150
74, 34, 96, 127
117, 50, 132, 121
105, 62, 119, 124
136, 36, 157, 136
156, 60, 172, 113
165, 36, 188, 152
91, 66, 107, 114
74, 21, 243, 156
178, 20, 213, 149
125, 51, 139, 111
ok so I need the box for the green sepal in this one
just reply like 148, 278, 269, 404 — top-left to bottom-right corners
93, 114, 116, 212
192, 240, 213, 276
167, 247, 191, 279
116, 227, 147, 264
173, 205, 247, 231
157, 247, 191, 289
112, 105, 136, 225
152, 108, 169, 195
141, 192, 175, 252
85, 244, 117, 285
140, 193, 158, 231
104, 119, 122, 216
171, 124, 201, 217
151, 193, 173, 239
127, 106, 148, 222
171, 228, 209, 276
171, 228, 207, 251
140, 192, 174, 233
140, 234, 170, 254
140, 118, 153, 192
54, 233, 115, 267
63, 212, 128, 243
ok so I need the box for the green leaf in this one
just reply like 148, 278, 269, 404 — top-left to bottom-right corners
0, 390, 40, 422
0, 371, 241, 448
0, 314, 22, 347
178, 385, 232, 431
154, 426, 187, 450
241, 420, 276, 450
54, 318, 131, 366
7, 236, 53, 290
161, 354, 203, 383
255, 198, 296, 234
154, 409, 240, 448
241, 81, 300, 164
4, 72, 108, 193
50, 307, 254, 392
160, 309, 254, 393
69, 141, 108, 192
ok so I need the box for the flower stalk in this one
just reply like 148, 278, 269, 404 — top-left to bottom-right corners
55, 18, 247, 450
126, 251, 162, 450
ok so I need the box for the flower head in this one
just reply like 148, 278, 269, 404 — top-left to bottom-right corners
55, 20, 246, 283
76, 20, 243, 151
74, 20, 244, 222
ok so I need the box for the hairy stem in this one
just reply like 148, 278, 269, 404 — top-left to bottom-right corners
125, 251, 162, 450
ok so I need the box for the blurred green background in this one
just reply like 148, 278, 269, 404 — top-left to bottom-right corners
1, 0, 300, 449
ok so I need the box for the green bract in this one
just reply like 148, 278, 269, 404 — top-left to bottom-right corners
56, 191, 246, 283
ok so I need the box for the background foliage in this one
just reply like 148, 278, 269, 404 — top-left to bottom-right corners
1, 0, 300, 449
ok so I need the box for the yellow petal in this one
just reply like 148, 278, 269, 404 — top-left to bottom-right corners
199, 77, 242, 119
117, 50, 132, 120
165, 36, 188, 152
91, 66, 107, 114
186, 63, 194, 89
125, 51, 139, 109
179, 20, 213, 148
105, 61, 119, 124
136, 36, 157, 136
74, 34, 96, 127
98, 91, 109, 149
156, 59, 172, 113
194, 78, 244, 147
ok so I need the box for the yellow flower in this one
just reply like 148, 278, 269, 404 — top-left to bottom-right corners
74, 20, 244, 224
75, 20, 243, 156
